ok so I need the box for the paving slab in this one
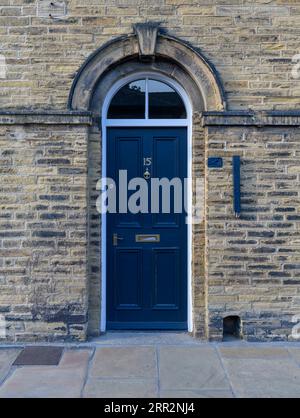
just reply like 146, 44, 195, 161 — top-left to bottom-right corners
0, 349, 21, 384
222, 357, 300, 398
84, 378, 158, 398
0, 367, 86, 398
90, 347, 157, 379
238, 392, 300, 399
59, 349, 92, 370
219, 346, 290, 359
0, 349, 91, 398
160, 390, 234, 398
288, 348, 300, 365
159, 346, 231, 391
0, 341, 300, 398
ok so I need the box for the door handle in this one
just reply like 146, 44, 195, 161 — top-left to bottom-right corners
113, 233, 124, 246
143, 168, 151, 180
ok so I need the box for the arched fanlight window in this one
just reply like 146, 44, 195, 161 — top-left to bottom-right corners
107, 78, 187, 119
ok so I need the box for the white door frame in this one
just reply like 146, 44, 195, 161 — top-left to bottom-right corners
100, 72, 193, 332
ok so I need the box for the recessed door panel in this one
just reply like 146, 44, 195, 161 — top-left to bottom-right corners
114, 248, 142, 310
152, 248, 180, 310
152, 136, 181, 227
114, 136, 142, 228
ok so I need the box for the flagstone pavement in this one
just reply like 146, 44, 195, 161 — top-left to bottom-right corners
0, 332, 300, 398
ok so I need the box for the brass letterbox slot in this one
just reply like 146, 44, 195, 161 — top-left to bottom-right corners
136, 234, 160, 243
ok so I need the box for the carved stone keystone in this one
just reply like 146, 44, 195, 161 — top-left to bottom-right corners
133, 22, 160, 62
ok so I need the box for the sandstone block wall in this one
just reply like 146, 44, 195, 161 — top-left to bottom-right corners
206, 121, 300, 341
1, 0, 300, 110
0, 119, 89, 341
0, 1, 300, 341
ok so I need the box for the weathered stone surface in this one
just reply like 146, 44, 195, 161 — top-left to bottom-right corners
206, 125, 300, 341
160, 390, 234, 398
219, 347, 290, 359
159, 346, 230, 391
288, 348, 300, 364
84, 378, 158, 398
1, 1, 300, 110
58, 349, 92, 370
0, 349, 21, 383
69, 33, 224, 112
134, 22, 159, 61
0, 124, 89, 342
89, 347, 157, 379
0, 1, 300, 343
223, 357, 300, 398
0, 349, 91, 398
0, 366, 85, 398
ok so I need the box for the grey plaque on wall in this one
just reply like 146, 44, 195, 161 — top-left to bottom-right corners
37, 1, 67, 18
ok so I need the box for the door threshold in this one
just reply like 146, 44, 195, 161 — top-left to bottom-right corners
107, 322, 188, 331
90, 331, 198, 346
105, 330, 188, 334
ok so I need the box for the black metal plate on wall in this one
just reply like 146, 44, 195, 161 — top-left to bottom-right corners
207, 157, 223, 168
233, 156, 241, 217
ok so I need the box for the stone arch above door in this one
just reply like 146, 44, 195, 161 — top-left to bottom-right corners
78, 24, 221, 338
68, 24, 226, 113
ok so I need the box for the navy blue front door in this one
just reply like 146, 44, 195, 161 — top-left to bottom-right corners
107, 127, 188, 329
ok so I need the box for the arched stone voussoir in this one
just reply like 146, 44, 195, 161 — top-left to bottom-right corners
156, 35, 226, 111
68, 33, 226, 112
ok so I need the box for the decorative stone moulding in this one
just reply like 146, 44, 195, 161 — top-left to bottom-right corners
69, 24, 226, 112
202, 110, 300, 127
0, 111, 92, 126
133, 22, 160, 62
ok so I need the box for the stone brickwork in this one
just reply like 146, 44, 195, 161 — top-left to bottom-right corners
192, 120, 206, 339
87, 125, 102, 337
1, 1, 300, 110
0, 117, 90, 341
0, 1, 300, 342
205, 118, 300, 341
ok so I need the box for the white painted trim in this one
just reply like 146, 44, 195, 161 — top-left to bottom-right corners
101, 72, 193, 333
145, 76, 149, 119
106, 119, 189, 127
